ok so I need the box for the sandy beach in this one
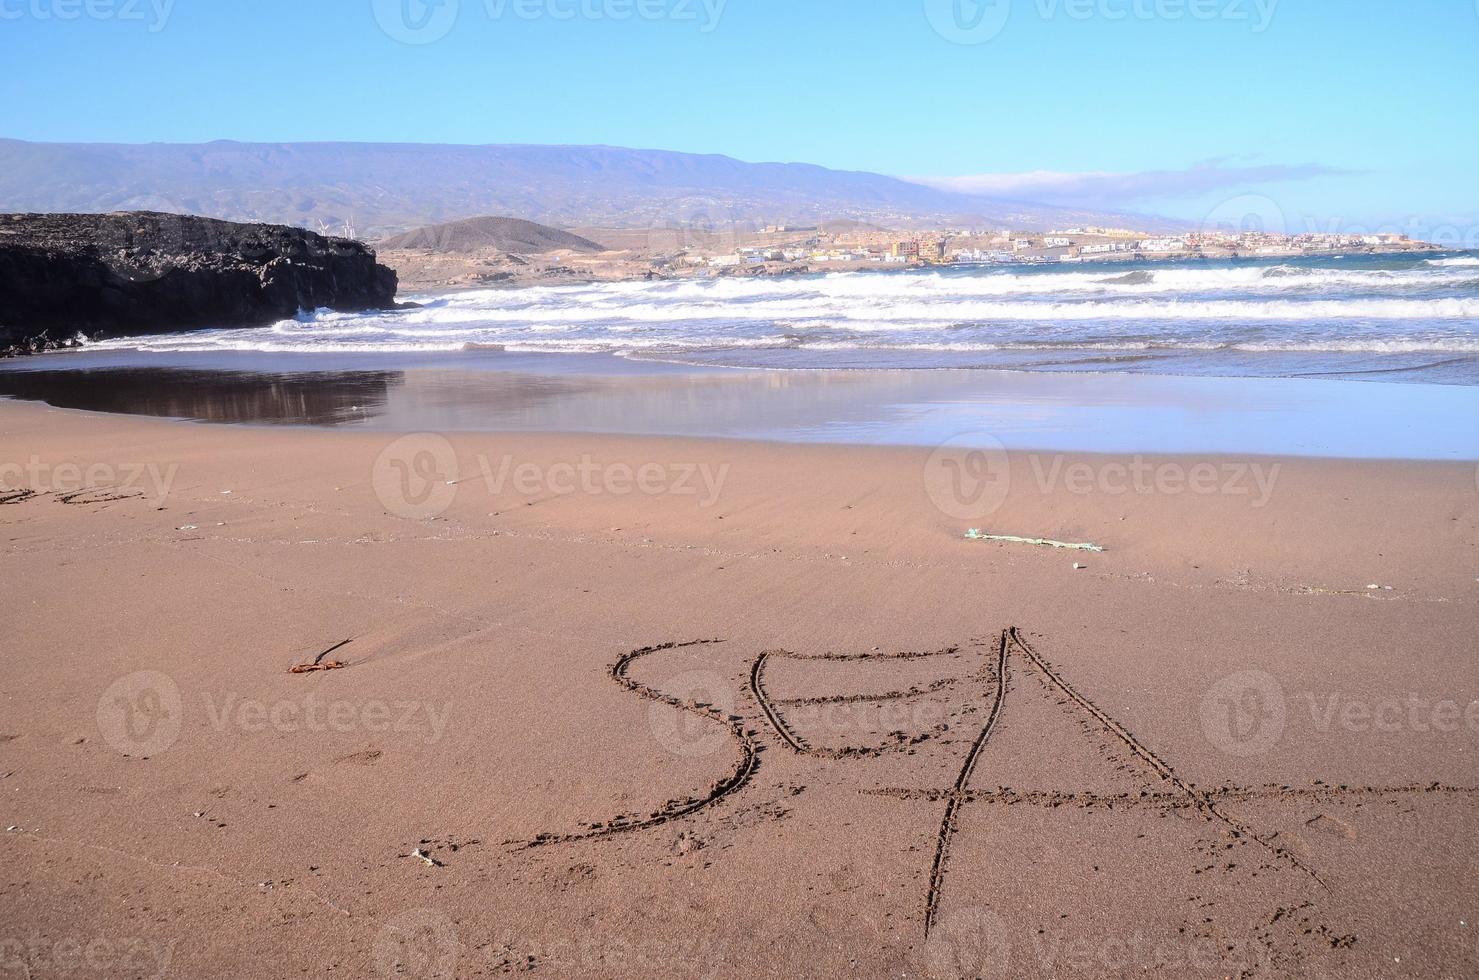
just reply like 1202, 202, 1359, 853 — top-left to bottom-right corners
6, 0, 1478, 975
2, 396, 1476, 978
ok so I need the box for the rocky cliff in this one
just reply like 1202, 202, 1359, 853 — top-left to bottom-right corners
0, 211, 398, 355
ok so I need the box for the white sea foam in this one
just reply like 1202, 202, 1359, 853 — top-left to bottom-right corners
86, 257, 1479, 372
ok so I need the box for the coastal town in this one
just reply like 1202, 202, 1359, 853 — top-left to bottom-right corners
378, 218, 1441, 291
676, 224, 1435, 274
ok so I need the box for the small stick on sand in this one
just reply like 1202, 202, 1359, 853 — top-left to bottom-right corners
410, 848, 444, 867
289, 638, 353, 673
965, 529, 1104, 552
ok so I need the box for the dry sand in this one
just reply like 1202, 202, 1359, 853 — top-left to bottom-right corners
2, 398, 1477, 978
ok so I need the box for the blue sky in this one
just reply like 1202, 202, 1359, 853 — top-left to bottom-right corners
3, 0, 1477, 234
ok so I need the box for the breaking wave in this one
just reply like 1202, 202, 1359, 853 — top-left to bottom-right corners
88, 252, 1479, 382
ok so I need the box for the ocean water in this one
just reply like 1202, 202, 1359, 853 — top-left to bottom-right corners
85, 252, 1479, 384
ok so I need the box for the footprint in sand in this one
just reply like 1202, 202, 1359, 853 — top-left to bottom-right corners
1303, 813, 1356, 840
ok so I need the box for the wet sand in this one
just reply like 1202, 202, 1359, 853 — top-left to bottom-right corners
2, 398, 1478, 978
4, 350, 1479, 458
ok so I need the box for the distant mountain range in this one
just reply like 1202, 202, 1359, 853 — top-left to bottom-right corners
0, 139, 1174, 237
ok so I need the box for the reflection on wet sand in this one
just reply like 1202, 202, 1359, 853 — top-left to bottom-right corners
0, 368, 400, 426
3, 352, 1479, 458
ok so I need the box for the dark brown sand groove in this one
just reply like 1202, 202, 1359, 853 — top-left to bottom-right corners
749, 645, 969, 759
750, 651, 808, 755
876, 631, 1479, 958
56, 486, 141, 505
1004, 627, 1328, 888
776, 646, 963, 662
772, 676, 959, 706
923, 630, 1010, 938
865, 783, 1479, 808
524, 639, 760, 848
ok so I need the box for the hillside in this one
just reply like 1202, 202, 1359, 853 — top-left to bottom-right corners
379, 216, 606, 253
0, 140, 1172, 237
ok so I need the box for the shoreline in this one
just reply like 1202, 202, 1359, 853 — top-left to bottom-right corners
3, 351, 1479, 460
2, 397, 1475, 592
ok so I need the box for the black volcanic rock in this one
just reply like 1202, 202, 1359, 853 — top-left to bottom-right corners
0, 211, 398, 354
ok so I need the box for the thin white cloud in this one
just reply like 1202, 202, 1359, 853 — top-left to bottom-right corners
907, 161, 1343, 206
